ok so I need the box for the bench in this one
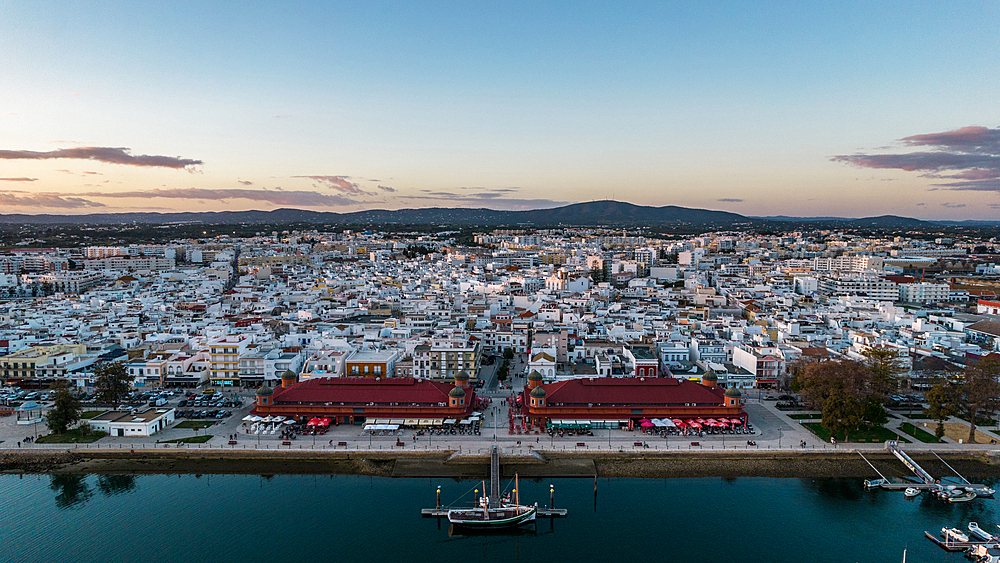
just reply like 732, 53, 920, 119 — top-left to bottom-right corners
576, 442, 586, 447
690, 441, 700, 447
634, 441, 644, 447
338, 441, 347, 447
228, 440, 237, 445
396, 441, 405, 446
282, 441, 291, 446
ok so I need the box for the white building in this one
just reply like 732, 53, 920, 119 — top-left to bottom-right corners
898, 282, 950, 304
87, 408, 175, 437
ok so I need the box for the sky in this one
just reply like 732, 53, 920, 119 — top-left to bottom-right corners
1, 1, 998, 220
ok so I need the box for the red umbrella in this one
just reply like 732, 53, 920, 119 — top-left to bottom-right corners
640, 421, 654, 428
320, 418, 332, 426
306, 418, 320, 426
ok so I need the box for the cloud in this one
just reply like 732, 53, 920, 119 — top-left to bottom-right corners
915, 202, 925, 206
75, 187, 366, 207
941, 202, 967, 208
0, 177, 37, 182
0, 146, 202, 169
717, 198, 744, 202
377, 185, 396, 192
832, 126, 1000, 192
294, 175, 375, 196
238, 180, 253, 186
0, 192, 105, 208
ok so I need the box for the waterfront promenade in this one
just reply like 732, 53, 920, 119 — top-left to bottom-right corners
2, 385, 999, 458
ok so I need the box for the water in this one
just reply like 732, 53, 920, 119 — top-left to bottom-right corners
1, 473, 996, 563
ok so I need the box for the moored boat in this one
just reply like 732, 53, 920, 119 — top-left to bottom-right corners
941, 527, 970, 543
904, 487, 920, 498
447, 475, 537, 529
969, 522, 996, 542
946, 491, 977, 503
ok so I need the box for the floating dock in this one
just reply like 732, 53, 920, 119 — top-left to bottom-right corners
421, 507, 568, 518
859, 442, 990, 493
422, 443, 570, 519
924, 531, 980, 552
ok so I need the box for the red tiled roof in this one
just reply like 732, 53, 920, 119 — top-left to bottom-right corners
539, 377, 725, 406
273, 377, 464, 406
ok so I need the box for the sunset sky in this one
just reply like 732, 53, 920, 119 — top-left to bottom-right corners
1, 1, 998, 219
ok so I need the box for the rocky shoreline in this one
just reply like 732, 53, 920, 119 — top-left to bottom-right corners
3, 449, 1000, 480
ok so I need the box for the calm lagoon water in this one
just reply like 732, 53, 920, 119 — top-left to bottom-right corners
1, 473, 997, 563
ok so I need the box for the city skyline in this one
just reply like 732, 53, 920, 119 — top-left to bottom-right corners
1, 1, 998, 220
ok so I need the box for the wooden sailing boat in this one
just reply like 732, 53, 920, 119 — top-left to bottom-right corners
447, 474, 537, 528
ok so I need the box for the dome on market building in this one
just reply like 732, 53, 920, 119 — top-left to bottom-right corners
529, 386, 547, 398
256, 385, 273, 396
448, 385, 467, 398
724, 386, 742, 398
527, 370, 543, 381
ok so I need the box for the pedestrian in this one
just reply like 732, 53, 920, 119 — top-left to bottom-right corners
17, 441, 20, 448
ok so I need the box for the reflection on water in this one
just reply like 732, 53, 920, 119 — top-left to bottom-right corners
48, 474, 138, 509
2, 474, 996, 563
49, 474, 94, 509
96, 474, 137, 497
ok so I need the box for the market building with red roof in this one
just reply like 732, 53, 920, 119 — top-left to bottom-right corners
519, 374, 746, 430
252, 374, 477, 423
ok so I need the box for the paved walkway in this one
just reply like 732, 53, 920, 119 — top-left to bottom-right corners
3, 391, 1000, 456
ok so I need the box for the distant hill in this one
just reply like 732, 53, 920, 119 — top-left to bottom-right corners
754, 214, 934, 228
0, 201, 979, 228
0, 200, 749, 227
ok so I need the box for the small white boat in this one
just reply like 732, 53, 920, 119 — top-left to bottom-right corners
864, 478, 887, 489
969, 522, 996, 542
942, 527, 970, 543
947, 491, 977, 503
967, 486, 996, 498
904, 487, 920, 498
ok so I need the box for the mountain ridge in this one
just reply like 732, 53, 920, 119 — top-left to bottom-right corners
0, 200, 988, 228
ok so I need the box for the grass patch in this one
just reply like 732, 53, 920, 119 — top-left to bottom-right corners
79, 410, 105, 419
801, 422, 909, 443
899, 422, 940, 443
35, 428, 107, 443
158, 435, 213, 444
174, 420, 216, 430
789, 413, 822, 420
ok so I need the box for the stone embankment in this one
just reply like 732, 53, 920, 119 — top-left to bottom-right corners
2, 449, 999, 480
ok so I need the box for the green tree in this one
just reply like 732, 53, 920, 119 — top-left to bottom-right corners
924, 383, 956, 439
93, 361, 135, 406
503, 348, 514, 361
954, 357, 1000, 443
861, 347, 907, 395
46, 381, 81, 435
798, 359, 885, 440
822, 394, 864, 442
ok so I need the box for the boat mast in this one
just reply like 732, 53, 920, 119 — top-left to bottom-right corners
482, 480, 489, 520
515, 473, 520, 506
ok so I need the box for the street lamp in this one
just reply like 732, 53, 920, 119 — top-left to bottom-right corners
778, 427, 782, 449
